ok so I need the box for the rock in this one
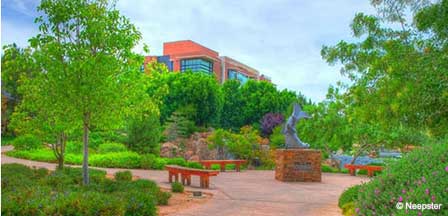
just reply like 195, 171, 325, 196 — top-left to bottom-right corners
189, 155, 200, 161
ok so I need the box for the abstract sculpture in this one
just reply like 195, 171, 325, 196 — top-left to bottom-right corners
282, 103, 310, 149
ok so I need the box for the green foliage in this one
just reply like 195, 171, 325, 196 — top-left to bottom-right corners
321, 0, 448, 138
341, 202, 355, 216
12, 134, 42, 150
185, 161, 203, 169
220, 80, 245, 130
1, 164, 165, 216
140, 154, 157, 169
338, 185, 361, 208
90, 152, 141, 168
355, 142, 448, 215
127, 105, 161, 154
114, 171, 132, 182
208, 126, 262, 162
269, 125, 285, 149
97, 142, 128, 154
164, 106, 197, 141
1, 135, 16, 146
171, 182, 184, 193
147, 71, 222, 126
65, 141, 83, 154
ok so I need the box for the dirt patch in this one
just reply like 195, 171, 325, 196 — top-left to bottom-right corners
158, 188, 212, 216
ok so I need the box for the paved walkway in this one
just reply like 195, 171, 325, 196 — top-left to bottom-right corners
1, 146, 368, 216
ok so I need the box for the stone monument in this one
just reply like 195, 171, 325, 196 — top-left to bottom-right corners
275, 103, 321, 182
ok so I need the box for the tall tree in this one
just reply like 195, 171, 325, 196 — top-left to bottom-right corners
321, 0, 447, 139
30, 0, 144, 184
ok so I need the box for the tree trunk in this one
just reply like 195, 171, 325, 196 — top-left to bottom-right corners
82, 113, 90, 185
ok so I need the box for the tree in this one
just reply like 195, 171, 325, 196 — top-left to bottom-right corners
260, 113, 284, 137
321, 0, 447, 141
220, 80, 245, 130
30, 0, 144, 185
147, 71, 223, 126
1, 44, 37, 134
127, 101, 161, 155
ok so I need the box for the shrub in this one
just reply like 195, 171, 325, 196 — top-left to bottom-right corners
321, 164, 336, 173
98, 142, 127, 154
260, 113, 284, 137
7, 149, 57, 162
12, 134, 42, 150
166, 157, 187, 166
186, 161, 203, 169
171, 182, 184, 193
155, 190, 171, 205
115, 171, 132, 181
140, 154, 157, 169
355, 142, 448, 215
123, 190, 157, 216
341, 202, 355, 216
127, 109, 161, 155
269, 125, 285, 149
65, 141, 83, 154
90, 152, 141, 168
338, 185, 360, 208
152, 158, 168, 170
48, 191, 125, 215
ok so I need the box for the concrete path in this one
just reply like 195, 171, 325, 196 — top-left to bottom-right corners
1, 146, 368, 216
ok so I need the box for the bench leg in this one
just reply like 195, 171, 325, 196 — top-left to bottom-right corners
181, 174, 186, 185
205, 164, 211, 169
236, 164, 241, 172
169, 172, 173, 183
368, 170, 373, 177
187, 175, 191, 186
220, 164, 225, 172
349, 169, 356, 176
174, 173, 179, 182
200, 176, 210, 188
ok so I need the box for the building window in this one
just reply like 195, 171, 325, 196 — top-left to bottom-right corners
228, 69, 249, 84
180, 58, 213, 74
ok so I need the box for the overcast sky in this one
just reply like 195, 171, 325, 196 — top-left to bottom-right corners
1, 0, 376, 102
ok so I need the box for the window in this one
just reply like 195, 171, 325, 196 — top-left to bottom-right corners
180, 58, 213, 74
228, 69, 249, 84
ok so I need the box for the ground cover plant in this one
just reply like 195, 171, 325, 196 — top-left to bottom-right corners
339, 142, 448, 215
1, 163, 171, 216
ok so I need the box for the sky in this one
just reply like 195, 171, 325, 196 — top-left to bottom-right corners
1, 0, 376, 102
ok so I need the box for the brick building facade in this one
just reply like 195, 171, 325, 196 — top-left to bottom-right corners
144, 40, 271, 83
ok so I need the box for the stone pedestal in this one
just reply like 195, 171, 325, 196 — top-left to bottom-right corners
275, 149, 322, 182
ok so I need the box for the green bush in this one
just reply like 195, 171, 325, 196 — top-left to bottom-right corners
185, 161, 203, 169
211, 164, 236, 170
65, 141, 83, 154
338, 185, 360, 208
171, 182, 184, 193
127, 110, 161, 155
140, 154, 157, 169
115, 171, 132, 181
355, 143, 448, 215
321, 164, 337, 173
166, 157, 187, 166
123, 190, 157, 215
1, 164, 169, 216
98, 142, 127, 154
12, 134, 42, 150
90, 152, 141, 168
152, 158, 168, 170
341, 202, 355, 216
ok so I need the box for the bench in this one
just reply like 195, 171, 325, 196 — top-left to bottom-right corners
199, 160, 247, 172
165, 165, 219, 188
344, 164, 383, 177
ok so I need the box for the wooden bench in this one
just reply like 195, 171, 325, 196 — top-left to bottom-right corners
165, 165, 219, 188
344, 164, 383, 177
199, 160, 247, 172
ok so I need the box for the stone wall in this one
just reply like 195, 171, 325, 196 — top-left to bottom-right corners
275, 149, 321, 182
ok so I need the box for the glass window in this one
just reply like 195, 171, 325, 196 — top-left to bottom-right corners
228, 69, 249, 84
180, 58, 213, 74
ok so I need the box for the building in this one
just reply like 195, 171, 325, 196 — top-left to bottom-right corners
144, 40, 271, 84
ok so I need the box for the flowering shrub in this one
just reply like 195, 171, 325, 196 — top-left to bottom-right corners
260, 113, 284, 137
354, 142, 448, 215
